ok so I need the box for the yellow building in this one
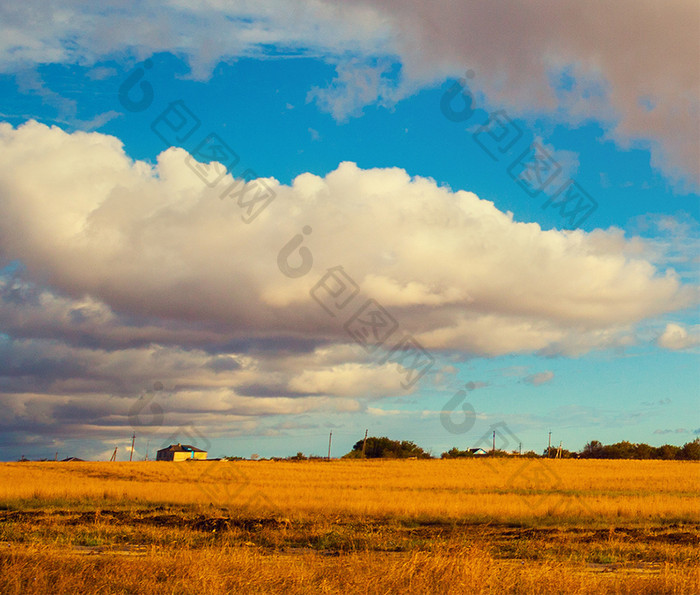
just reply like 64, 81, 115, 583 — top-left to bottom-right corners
156, 443, 208, 462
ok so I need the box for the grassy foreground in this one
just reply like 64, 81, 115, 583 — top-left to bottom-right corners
0, 459, 698, 594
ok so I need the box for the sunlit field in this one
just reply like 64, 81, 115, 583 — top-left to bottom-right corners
1, 459, 698, 594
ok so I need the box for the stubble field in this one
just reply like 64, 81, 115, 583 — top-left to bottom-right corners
0, 459, 698, 594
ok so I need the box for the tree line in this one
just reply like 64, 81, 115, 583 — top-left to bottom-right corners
578, 439, 700, 460
223, 436, 700, 461
337, 436, 700, 460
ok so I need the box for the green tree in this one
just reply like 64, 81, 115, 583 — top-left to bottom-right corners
653, 444, 681, 460
634, 443, 654, 459
345, 436, 430, 459
679, 438, 700, 461
606, 441, 637, 459
581, 440, 604, 458
441, 447, 477, 459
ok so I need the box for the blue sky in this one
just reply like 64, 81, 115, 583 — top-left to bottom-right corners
0, 2, 698, 461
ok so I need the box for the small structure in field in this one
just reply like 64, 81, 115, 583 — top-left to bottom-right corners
156, 443, 208, 462
468, 448, 488, 456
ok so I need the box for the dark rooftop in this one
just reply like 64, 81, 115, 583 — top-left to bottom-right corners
157, 443, 207, 453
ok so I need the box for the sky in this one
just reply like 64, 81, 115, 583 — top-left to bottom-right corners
0, 0, 698, 462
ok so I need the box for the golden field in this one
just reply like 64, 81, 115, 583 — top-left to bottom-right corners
0, 459, 698, 594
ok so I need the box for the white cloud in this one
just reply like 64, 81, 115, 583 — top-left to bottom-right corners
288, 363, 411, 398
627, 213, 700, 282
366, 407, 405, 416
0, 1, 696, 185
0, 1, 389, 76
0, 121, 697, 451
657, 323, 700, 351
0, 121, 694, 359
308, 59, 417, 121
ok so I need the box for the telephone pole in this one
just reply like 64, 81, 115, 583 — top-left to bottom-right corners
109, 446, 118, 462
327, 431, 332, 461
492, 430, 496, 454
129, 433, 136, 462
361, 429, 368, 458
548, 430, 552, 458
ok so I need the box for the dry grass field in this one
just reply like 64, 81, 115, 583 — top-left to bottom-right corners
0, 459, 698, 594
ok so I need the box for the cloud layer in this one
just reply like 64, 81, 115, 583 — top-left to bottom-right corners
2, 1, 697, 185
0, 121, 696, 452
347, 0, 700, 187
1, 121, 692, 355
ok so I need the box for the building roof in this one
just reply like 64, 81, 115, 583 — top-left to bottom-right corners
157, 443, 207, 453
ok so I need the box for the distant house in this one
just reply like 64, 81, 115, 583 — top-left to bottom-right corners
156, 443, 208, 462
60, 457, 85, 462
468, 448, 488, 456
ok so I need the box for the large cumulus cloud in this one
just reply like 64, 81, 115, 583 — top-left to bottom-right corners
0, 121, 696, 453
0, 121, 691, 357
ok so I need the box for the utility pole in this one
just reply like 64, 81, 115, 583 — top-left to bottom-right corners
54, 451, 58, 461
129, 433, 136, 462
557, 441, 562, 459
327, 431, 332, 461
548, 430, 552, 458
144, 439, 150, 461
110, 446, 118, 462
519, 442, 522, 456
492, 430, 496, 454
361, 429, 368, 458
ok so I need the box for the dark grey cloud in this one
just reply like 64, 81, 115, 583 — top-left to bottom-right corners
204, 356, 241, 373
234, 383, 313, 398
336, 0, 699, 186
